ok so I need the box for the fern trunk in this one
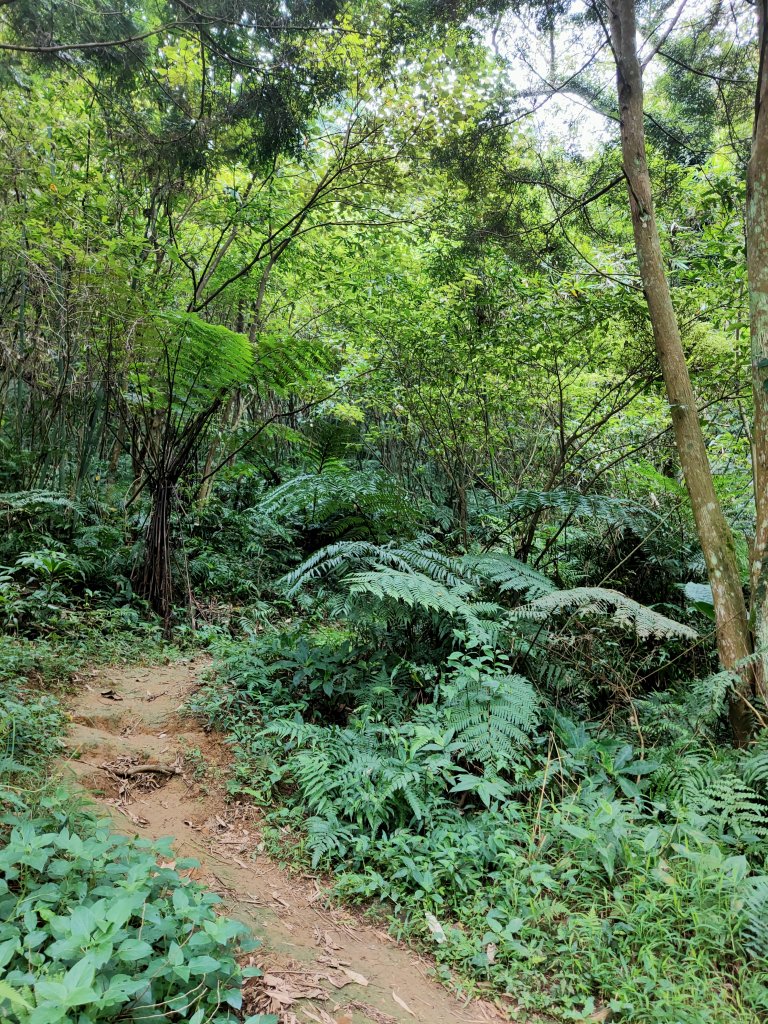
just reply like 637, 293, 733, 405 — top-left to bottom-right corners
140, 476, 175, 636
609, 0, 754, 743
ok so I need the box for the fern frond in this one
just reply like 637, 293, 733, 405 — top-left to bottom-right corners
0, 490, 86, 519
511, 587, 696, 640
305, 814, 354, 868
139, 312, 254, 409
743, 875, 768, 959
482, 488, 643, 531
347, 569, 472, 612
656, 753, 768, 843
282, 537, 468, 596
463, 551, 555, 599
446, 656, 540, 771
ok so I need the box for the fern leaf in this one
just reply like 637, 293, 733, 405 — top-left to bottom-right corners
511, 587, 696, 640
463, 551, 555, 598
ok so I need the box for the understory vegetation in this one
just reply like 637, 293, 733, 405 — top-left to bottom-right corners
3, 0, 768, 1021
0, 672, 264, 1023
186, 466, 768, 1023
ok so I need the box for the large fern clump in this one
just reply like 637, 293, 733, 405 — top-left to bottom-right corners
283, 536, 465, 594
263, 716, 456, 866
261, 470, 420, 547
462, 550, 555, 599
652, 739, 768, 852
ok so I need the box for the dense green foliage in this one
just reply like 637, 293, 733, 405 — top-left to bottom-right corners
0, 655, 268, 1023
0, 820, 259, 1023
184, 464, 768, 1022
2, 0, 768, 1020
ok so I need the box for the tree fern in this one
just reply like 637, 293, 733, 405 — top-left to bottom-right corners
254, 328, 331, 395
131, 312, 254, 412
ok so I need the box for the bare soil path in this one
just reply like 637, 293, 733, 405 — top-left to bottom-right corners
60, 659, 502, 1024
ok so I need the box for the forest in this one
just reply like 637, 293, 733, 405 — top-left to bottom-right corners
2, 0, 768, 1021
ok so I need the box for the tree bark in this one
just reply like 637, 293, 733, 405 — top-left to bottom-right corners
609, 0, 754, 742
141, 476, 175, 637
747, 0, 768, 702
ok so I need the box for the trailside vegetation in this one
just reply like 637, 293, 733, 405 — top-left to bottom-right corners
2, 0, 768, 1021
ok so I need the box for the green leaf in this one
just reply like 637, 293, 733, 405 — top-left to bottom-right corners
167, 940, 184, 966
188, 954, 222, 975
643, 827, 662, 852
64, 958, 96, 990
0, 937, 18, 968
117, 938, 153, 960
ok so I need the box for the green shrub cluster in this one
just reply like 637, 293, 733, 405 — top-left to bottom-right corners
0, 640, 267, 1024
0, 814, 264, 1024
198, 634, 768, 1021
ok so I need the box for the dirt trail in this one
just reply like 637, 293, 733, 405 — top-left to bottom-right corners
60, 659, 501, 1024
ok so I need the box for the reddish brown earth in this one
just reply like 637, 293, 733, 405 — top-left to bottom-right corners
60, 659, 505, 1024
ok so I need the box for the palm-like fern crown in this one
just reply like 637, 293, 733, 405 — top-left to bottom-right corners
254, 328, 331, 396
129, 312, 255, 412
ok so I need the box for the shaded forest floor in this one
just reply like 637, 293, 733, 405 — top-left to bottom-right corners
60, 660, 502, 1024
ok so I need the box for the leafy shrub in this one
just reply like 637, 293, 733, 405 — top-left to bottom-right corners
0, 685, 65, 781
0, 809, 264, 1023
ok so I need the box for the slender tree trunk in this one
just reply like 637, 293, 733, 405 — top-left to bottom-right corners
747, 0, 768, 702
609, 0, 753, 742
141, 476, 175, 636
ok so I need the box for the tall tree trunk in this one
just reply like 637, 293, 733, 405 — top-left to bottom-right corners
609, 0, 754, 742
747, 0, 768, 702
141, 476, 175, 637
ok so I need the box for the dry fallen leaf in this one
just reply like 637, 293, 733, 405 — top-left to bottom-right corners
301, 1006, 337, 1024
341, 968, 368, 987
262, 973, 327, 1005
425, 911, 446, 943
100, 689, 123, 700
391, 991, 416, 1017
588, 1010, 612, 1023
344, 1000, 397, 1024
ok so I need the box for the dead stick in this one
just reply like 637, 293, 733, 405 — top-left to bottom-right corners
101, 763, 181, 778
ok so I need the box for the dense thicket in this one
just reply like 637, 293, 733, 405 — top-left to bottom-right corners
2, 0, 768, 1021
